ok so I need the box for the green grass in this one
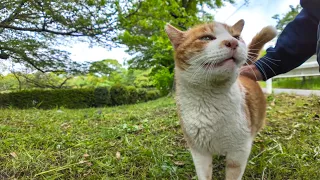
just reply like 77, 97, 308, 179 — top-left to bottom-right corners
1, 94, 320, 179
259, 76, 320, 90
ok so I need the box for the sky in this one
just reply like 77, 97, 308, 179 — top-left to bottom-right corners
53, 0, 300, 66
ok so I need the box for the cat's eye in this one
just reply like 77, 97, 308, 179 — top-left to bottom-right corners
233, 35, 240, 40
199, 35, 216, 41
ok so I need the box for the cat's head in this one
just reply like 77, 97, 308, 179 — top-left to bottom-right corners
165, 20, 247, 87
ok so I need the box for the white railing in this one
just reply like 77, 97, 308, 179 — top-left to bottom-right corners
265, 55, 319, 94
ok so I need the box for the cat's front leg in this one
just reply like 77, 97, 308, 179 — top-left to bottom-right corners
190, 147, 213, 180
225, 143, 252, 180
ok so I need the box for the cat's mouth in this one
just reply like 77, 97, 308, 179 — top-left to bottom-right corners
202, 57, 235, 69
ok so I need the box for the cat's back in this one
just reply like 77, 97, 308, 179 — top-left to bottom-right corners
238, 75, 266, 135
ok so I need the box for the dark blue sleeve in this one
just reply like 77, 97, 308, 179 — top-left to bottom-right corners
254, 7, 319, 80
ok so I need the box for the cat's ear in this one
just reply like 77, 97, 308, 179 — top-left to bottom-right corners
232, 19, 245, 34
165, 24, 184, 49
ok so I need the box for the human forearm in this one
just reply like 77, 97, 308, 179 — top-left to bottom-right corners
255, 9, 319, 80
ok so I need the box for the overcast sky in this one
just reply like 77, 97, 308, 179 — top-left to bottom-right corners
66, 0, 300, 65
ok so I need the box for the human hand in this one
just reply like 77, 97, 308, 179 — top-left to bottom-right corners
240, 64, 263, 81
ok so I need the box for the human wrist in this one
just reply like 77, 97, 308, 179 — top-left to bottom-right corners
240, 65, 263, 81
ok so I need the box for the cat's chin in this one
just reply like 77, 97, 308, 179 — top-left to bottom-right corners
202, 58, 236, 70
217, 58, 236, 69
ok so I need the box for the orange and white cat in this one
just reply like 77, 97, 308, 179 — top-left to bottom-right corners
165, 20, 276, 180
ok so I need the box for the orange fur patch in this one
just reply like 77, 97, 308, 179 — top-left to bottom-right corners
239, 75, 266, 134
226, 160, 241, 180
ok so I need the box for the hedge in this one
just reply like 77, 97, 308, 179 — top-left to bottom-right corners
94, 87, 111, 107
0, 86, 160, 109
110, 84, 129, 106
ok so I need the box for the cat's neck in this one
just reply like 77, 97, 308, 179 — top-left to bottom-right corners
174, 66, 240, 93
176, 73, 239, 95
177, 79, 239, 95
175, 76, 243, 113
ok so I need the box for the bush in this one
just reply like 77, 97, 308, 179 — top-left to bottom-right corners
127, 86, 139, 104
94, 87, 111, 107
146, 90, 160, 101
137, 88, 147, 102
58, 89, 95, 109
0, 89, 95, 109
110, 84, 129, 106
0, 86, 161, 109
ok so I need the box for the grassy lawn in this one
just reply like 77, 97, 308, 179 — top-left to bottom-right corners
1, 94, 320, 179
259, 76, 320, 90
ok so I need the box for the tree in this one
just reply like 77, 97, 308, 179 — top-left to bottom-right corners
118, 0, 234, 73
272, 5, 302, 32
0, 0, 141, 73
1, 71, 72, 90
20, 72, 72, 89
132, 69, 154, 88
152, 67, 174, 95
0, 73, 22, 91
89, 59, 122, 78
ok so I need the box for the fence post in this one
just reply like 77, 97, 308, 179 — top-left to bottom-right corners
266, 78, 272, 94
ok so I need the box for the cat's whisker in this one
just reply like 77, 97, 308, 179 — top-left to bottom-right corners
189, 66, 208, 84
247, 52, 281, 62
191, 64, 206, 83
257, 60, 277, 76
245, 53, 281, 70
252, 63, 268, 80
204, 59, 214, 86
246, 50, 281, 61
188, 55, 210, 83
245, 58, 268, 80
261, 58, 279, 66
242, 62, 258, 81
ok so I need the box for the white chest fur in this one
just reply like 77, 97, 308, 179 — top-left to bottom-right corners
176, 80, 252, 155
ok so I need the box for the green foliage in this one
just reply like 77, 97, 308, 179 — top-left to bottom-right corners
127, 86, 139, 104
0, 74, 21, 91
23, 72, 72, 89
94, 87, 111, 107
110, 84, 129, 105
137, 88, 148, 101
89, 59, 122, 77
0, 86, 160, 109
0, 89, 95, 109
259, 76, 320, 90
131, 69, 154, 88
146, 90, 161, 101
272, 5, 302, 32
66, 75, 113, 89
152, 67, 174, 96
0, 67, 159, 92
273, 77, 320, 90
0, 72, 73, 91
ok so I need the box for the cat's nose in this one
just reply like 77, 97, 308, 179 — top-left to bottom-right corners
224, 39, 238, 50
